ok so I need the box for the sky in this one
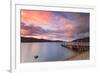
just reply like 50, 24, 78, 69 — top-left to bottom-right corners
20, 10, 89, 41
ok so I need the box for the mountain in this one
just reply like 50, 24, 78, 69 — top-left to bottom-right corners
21, 37, 63, 42
72, 37, 89, 42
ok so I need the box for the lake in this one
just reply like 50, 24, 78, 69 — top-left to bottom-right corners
20, 42, 76, 63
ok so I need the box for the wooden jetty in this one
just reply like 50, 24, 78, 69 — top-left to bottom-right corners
61, 42, 89, 53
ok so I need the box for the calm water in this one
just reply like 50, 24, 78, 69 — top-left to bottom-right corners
21, 42, 76, 63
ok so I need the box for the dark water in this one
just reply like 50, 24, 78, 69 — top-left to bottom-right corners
21, 42, 76, 63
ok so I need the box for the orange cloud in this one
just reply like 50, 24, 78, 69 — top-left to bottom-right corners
21, 29, 30, 36
21, 10, 51, 26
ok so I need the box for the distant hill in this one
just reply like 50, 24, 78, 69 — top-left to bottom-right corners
73, 37, 89, 42
21, 37, 63, 42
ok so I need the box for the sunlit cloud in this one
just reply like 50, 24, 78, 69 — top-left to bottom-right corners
20, 10, 89, 41
21, 10, 52, 26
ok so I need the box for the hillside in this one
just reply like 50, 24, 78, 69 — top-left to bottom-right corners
21, 37, 63, 42
73, 37, 89, 42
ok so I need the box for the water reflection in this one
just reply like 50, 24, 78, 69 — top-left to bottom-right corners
21, 42, 76, 63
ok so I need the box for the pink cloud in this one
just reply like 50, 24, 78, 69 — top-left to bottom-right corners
21, 10, 52, 26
